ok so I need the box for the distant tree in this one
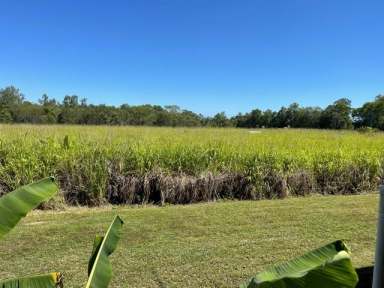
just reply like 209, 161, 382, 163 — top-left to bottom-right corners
232, 113, 247, 127
237, 109, 263, 127
299, 107, 322, 128
0, 86, 24, 106
1, 85, 383, 130
80, 98, 87, 107
262, 109, 274, 127
0, 86, 25, 123
63, 95, 79, 107
0, 107, 12, 123
179, 110, 202, 126
320, 98, 353, 129
58, 95, 84, 124
247, 109, 264, 127
285, 104, 322, 128
233, 105, 322, 129
353, 95, 384, 130
164, 105, 181, 113
38, 94, 49, 105
285, 103, 300, 127
272, 107, 289, 127
210, 112, 231, 127
154, 111, 171, 126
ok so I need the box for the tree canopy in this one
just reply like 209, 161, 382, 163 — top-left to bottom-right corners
0, 86, 383, 130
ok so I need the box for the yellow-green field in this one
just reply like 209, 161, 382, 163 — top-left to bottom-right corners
0, 125, 383, 205
0, 195, 378, 287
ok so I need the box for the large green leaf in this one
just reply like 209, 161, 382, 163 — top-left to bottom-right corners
86, 215, 124, 288
240, 240, 359, 288
0, 177, 58, 239
88, 236, 104, 276
0, 272, 62, 288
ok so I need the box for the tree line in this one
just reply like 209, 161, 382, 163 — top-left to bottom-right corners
0, 86, 383, 130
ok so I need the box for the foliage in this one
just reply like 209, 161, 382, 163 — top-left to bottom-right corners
320, 98, 353, 129
0, 125, 383, 205
0, 177, 58, 239
0, 178, 62, 287
240, 240, 358, 288
0, 86, 24, 107
1, 85, 384, 130
353, 95, 384, 130
0, 178, 123, 287
86, 216, 124, 288
209, 112, 233, 127
0, 273, 62, 288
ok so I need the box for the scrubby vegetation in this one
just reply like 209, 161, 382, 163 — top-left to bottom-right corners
0, 125, 382, 206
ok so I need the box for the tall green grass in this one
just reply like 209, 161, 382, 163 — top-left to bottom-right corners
0, 125, 382, 205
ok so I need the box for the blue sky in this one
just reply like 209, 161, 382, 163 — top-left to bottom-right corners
0, 0, 383, 116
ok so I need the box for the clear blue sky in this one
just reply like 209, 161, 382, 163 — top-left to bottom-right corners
0, 0, 383, 116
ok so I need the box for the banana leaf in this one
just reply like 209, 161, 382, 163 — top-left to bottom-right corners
0, 177, 58, 239
88, 236, 104, 276
0, 272, 62, 288
86, 215, 124, 288
240, 240, 359, 288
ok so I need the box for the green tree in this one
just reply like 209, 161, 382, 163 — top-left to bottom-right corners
0, 106, 12, 123
210, 112, 231, 127
353, 95, 384, 129
320, 98, 352, 129
0, 86, 25, 123
0, 86, 24, 106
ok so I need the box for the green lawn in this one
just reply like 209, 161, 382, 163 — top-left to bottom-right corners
0, 194, 379, 287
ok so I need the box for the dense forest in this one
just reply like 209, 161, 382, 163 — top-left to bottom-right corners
0, 86, 383, 130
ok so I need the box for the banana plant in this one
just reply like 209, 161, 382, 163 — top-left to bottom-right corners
0, 177, 62, 287
0, 177, 124, 288
240, 240, 359, 288
86, 215, 124, 288
0, 273, 63, 288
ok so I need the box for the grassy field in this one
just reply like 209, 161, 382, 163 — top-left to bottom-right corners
0, 125, 383, 205
0, 194, 378, 287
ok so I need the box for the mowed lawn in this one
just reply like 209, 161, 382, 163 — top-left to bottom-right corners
0, 194, 379, 287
